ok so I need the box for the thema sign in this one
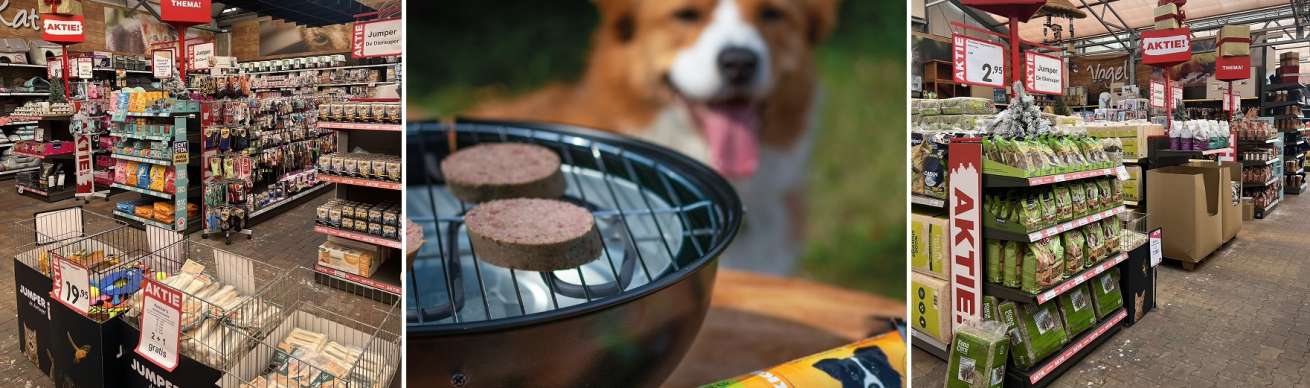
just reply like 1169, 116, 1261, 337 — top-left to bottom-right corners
1141, 28, 1191, 66
1215, 55, 1250, 81
160, 0, 212, 25
40, 14, 82, 44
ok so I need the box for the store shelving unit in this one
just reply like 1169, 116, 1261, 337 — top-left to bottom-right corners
13, 116, 76, 202
109, 106, 201, 232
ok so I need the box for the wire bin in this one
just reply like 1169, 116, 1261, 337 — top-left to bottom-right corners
45, 223, 183, 322
121, 238, 290, 370
221, 266, 400, 388
13, 207, 125, 275
1119, 209, 1149, 252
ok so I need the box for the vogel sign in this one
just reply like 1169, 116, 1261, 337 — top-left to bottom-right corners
1141, 28, 1191, 66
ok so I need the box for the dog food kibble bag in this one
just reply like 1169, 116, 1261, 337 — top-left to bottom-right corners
986, 240, 1003, 284
1058, 284, 1097, 337
999, 301, 1069, 369
1090, 269, 1124, 319
1003, 242, 1022, 288
1020, 193, 1043, 230
945, 320, 1010, 388
1062, 230, 1086, 276
699, 329, 906, 388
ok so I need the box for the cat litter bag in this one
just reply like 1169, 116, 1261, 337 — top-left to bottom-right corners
1058, 284, 1097, 337
1090, 269, 1124, 319
945, 320, 1011, 388
998, 301, 1069, 369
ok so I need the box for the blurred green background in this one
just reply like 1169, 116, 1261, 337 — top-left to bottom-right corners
408, 1, 907, 300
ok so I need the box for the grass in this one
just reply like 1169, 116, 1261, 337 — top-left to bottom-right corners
408, 1, 906, 300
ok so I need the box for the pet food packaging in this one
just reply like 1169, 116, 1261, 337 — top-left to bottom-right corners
911, 272, 951, 343
318, 240, 383, 277
1061, 229, 1086, 276
1058, 284, 1097, 337
1022, 239, 1062, 294
911, 213, 949, 280
700, 329, 905, 388
944, 320, 1010, 388
386, 159, 401, 181
998, 300, 1069, 369
372, 159, 388, 180
1003, 242, 1022, 288
986, 239, 1003, 284
1090, 269, 1124, 319
981, 295, 999, 322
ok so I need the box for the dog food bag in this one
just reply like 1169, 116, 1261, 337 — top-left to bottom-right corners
1020, 192, 1043, 230
1090, 269, 1124, 319
986, 239, 1003, 284
998, 300, 1069, 369
1003, 241, 1022, 288
700, 329, 906, 388
1058, 284, 1097, 337
912, 273, 951, 343
943, 320, 1010, 388
1062, 229, 1086, 276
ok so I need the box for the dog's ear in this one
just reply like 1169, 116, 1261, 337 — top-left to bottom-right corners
812, 358, 854, 384
804, 0, 840, 45
594, 0, 638, 44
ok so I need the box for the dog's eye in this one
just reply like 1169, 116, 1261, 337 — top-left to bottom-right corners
673, 7, 701, 23
759, 6, 783, 22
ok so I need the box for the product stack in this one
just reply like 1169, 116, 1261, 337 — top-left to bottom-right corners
11, 101, 79, 201
107, 88, 202, 231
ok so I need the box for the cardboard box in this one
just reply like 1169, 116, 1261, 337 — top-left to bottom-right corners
1243, 197, 1254, 221
911, 212, 950, 280
911, 272, 951, 344
318, 239, 384, 277
1187, 160, 1243, 242
1146, 166, 1223, 262
1123, 165, 1143, 202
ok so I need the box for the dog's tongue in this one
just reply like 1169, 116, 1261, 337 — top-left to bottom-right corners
694, 103, 759, 178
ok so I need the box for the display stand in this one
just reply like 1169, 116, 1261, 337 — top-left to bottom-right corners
14, 116, 76, 202
109, 105, 202, 232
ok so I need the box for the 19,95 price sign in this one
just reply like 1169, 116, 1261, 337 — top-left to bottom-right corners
953, 34, 1005, 88
136, 279, 182, 371
50, 256, 90, 316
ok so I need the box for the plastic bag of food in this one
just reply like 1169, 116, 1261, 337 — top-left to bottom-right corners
1090, 269, 1124, 319
1083, 223, 1105, 263
1096, 179, 1115, 207
998, 301, 1069, 369
1003, 242, 1022, 288
1019, 192, 1043, 230
148, 165, 167, 192
1083, 181, 1101, 212
1102, 220, 1121, 254
943, 320, 1009, 388
702, 329, 906, 388
1053, 184, 1072, 221
1069, 182, 1087, 216
1058, 284, 1097, 337
1047, 236, 1065, 282
1039, 189, 1059, 227
1022, 239, 1061, 293
987, 239, 1003, 284
1061, 230, 1086, 276
982, 295, 1000, 322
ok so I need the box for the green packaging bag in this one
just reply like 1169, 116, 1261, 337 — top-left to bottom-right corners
1022, 239, 1061, 294
998, 301, 1069, 370
1039, 189, 1059, 227
1053, 184, 1073, 222
1083, 181, 1101, 213
1058, 284, 1097, 337
1003, 242, 1022, 288
1069, 182, 1087, 216
1061, 230, 1086, 276
1090, 269, 1124, 319
945, 320, 1011, 388
982, 295, 999, 322
986, 239, 1003, 284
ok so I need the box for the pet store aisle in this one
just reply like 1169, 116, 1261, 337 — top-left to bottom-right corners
0, 187, 331, 388
913, 194, 1310, 387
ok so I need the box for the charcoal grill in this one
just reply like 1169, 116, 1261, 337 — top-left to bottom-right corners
407, 119, 742, 387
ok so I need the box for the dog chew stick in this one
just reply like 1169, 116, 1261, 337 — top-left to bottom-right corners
440, 143, 566, 203
464, 198, 603, 272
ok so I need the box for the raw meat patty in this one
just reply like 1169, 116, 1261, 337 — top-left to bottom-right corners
441, 143, 565, 203
464, 198, 602, 271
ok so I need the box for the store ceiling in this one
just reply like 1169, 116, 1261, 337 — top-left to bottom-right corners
217, 0, 378, 26
999, 0, 1287, 42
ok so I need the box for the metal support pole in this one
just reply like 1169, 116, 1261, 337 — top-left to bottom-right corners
60, 45, 70, 99
175, 24, 187, 82
1011, 18, 1021, 96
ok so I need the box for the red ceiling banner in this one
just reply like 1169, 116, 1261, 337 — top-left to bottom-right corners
41, 14, 84, 44
160, 0, 213, 25
1215, 55, 1250, 81
1141, 28, 1192, 66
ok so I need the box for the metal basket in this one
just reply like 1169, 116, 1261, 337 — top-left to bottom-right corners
121, 238, 291, 370
405, 120, 741, 386
13, 207, 125, 274
1118, 209, 1149, 252
45, 223, 183, 322
220, 267, 400, 388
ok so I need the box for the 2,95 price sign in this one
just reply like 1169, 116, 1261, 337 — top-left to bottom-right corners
136, 279, 182, 371
50, 255, 90, 316
953, 34, 1005, 88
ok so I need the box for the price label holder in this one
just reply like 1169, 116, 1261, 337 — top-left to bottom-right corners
952, 34, 1005, 88
50, 256, 91, 316
1149, 229, 1163, 267
135, 279, 182, 371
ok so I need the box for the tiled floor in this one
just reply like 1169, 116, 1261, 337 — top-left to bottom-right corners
0, 185, 387, 387
914, 195, 1310, 387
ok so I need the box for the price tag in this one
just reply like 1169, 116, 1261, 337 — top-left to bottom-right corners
77, 58, 92, 79
1025, 51, 1064, 95
1150, 81, 1165, 108
1172, 86, 1183, 106
1149, 229, 1163, 267
952, 34, 1005, 88
50, 256, 91, 316
47, 61, 61, 79
135, 279, 182, 371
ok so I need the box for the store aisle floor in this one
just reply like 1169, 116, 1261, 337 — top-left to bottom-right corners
914, 196, 1310, 387
0, 188, 331, 387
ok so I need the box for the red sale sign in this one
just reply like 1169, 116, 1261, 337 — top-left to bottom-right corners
1141, 28, 1191, 66
74, 134, 92, 194
1215, 55, 1250, 81
160, 0, 212, 25
41, 14, 84, 44
948, 138, 983, 325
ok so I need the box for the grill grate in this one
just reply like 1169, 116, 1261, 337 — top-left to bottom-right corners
407, 121, 737, 330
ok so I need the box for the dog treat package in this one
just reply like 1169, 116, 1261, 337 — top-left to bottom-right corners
998, 300, 1069, 369
944, 320, 1010, 388
1003, 241, 1022, 288
1090, 269, 1124, 319
986, 239, 1003, 284
982, 295, 1000, 322
1062, 229, 1086, 276
1022, 238, 1062, 294
911, 273, 951, 343
1058, 284, 1097, 337
700, 329, 906, 388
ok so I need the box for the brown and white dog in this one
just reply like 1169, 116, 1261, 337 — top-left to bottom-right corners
468, 0, 838, 275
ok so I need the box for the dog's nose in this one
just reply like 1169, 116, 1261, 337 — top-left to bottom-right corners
717, 47, 758, 87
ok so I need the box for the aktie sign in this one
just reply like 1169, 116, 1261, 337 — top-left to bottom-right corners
40, 14, 82, 44
1141, 28, 1192, 66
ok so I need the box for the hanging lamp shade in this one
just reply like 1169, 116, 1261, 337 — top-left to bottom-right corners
1036, 0, 1087, 19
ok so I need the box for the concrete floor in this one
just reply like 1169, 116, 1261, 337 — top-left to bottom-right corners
914, 194, 1310, 387
0, 185, 396, 387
